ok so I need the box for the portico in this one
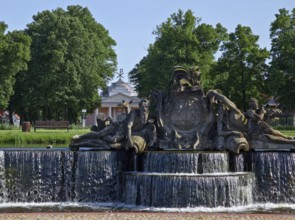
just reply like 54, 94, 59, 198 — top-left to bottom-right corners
85, 76, 140, 126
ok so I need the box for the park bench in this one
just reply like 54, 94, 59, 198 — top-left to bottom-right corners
34, 120, 69, 132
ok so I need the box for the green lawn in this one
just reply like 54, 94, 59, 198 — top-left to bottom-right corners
279, 130, 295, 137
0, 128, 89, 148
0, 128, 294, 148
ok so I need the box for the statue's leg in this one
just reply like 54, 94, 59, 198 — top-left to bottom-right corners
72, 125, 116, 143
103, 134, 125, 143
75, 131, 101, 141
271, 129, 294, 139
70, 139, 109, 149
71, 132, 101, 144
263, 134, 295, 144
96, 125, 116, 137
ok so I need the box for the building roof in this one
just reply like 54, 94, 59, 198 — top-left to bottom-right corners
101, 93, 140, 106
101, 79, 140, 105
103, 79, 138, 97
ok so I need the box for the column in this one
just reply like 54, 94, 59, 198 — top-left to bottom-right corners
113, 108, 117, 121
108, 106, 112, 118
94, 108, 98, 125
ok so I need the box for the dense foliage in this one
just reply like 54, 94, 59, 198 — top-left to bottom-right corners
129, 10, 227, 97
267, 8, 295, 110
2, 6, 295, 124
0, 22, 31, 110
12, 5, 117, 122
210, 25, 269, 111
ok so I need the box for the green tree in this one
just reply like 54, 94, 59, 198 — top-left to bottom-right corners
129, 10, 227, 97
210, 25, 269, 111
13, 5, 117, 122
267, 8, 295, 110
0, 22, 31, 110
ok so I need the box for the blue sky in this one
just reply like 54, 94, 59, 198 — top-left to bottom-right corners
1, 1, 294, 83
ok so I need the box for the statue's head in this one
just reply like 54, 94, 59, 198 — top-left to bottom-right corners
249, 98, 258, 109
118, 100, 133, 114
173, 66, 191, 88
139, 99, 149, 112
188, 66, 201, 81
170, 66, 202, 92
139, 99, 149, 123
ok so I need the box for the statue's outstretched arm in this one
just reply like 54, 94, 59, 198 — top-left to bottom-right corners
207, 90, 243, 114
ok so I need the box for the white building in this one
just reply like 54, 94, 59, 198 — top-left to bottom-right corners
85, 78, 140, 126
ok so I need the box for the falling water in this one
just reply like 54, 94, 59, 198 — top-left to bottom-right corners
73, 151, 122, 202
0, 151, 7, 203
229, 152, 250, 172
125, 151, 253, 208
200, 152, 229, 173
0, 149, 295, 211
251, 152, 295, 203
141, 151, 229, 173
4, 150, 66, 202
0, 150, 124, 203
124, 172, 253, 208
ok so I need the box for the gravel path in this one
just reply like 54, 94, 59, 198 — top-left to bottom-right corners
0, 212, 294, 220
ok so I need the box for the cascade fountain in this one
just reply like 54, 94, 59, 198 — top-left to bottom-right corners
1, 66, 295, 212
124, 151, 253, 208
0, 149, 295, 211
0, 150, 128, 203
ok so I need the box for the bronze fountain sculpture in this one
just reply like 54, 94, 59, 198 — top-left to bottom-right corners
70, 66, 295, 153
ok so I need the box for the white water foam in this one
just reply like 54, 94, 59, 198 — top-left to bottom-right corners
0, 202, 294, 213
124, 203, 295, 213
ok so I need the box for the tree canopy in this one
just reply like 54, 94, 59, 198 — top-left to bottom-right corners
129, 10, 227, 97
3, 6, 295, 124
0, 22, 31, 110
12, 5, 117, 122
267, 8, 295, 110
209, 25, 269, 111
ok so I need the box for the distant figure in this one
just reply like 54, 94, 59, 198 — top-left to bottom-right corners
12, 112, 20, 127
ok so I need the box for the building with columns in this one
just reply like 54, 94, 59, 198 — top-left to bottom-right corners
85, 78, 140, 126
99, 78, 141, 121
